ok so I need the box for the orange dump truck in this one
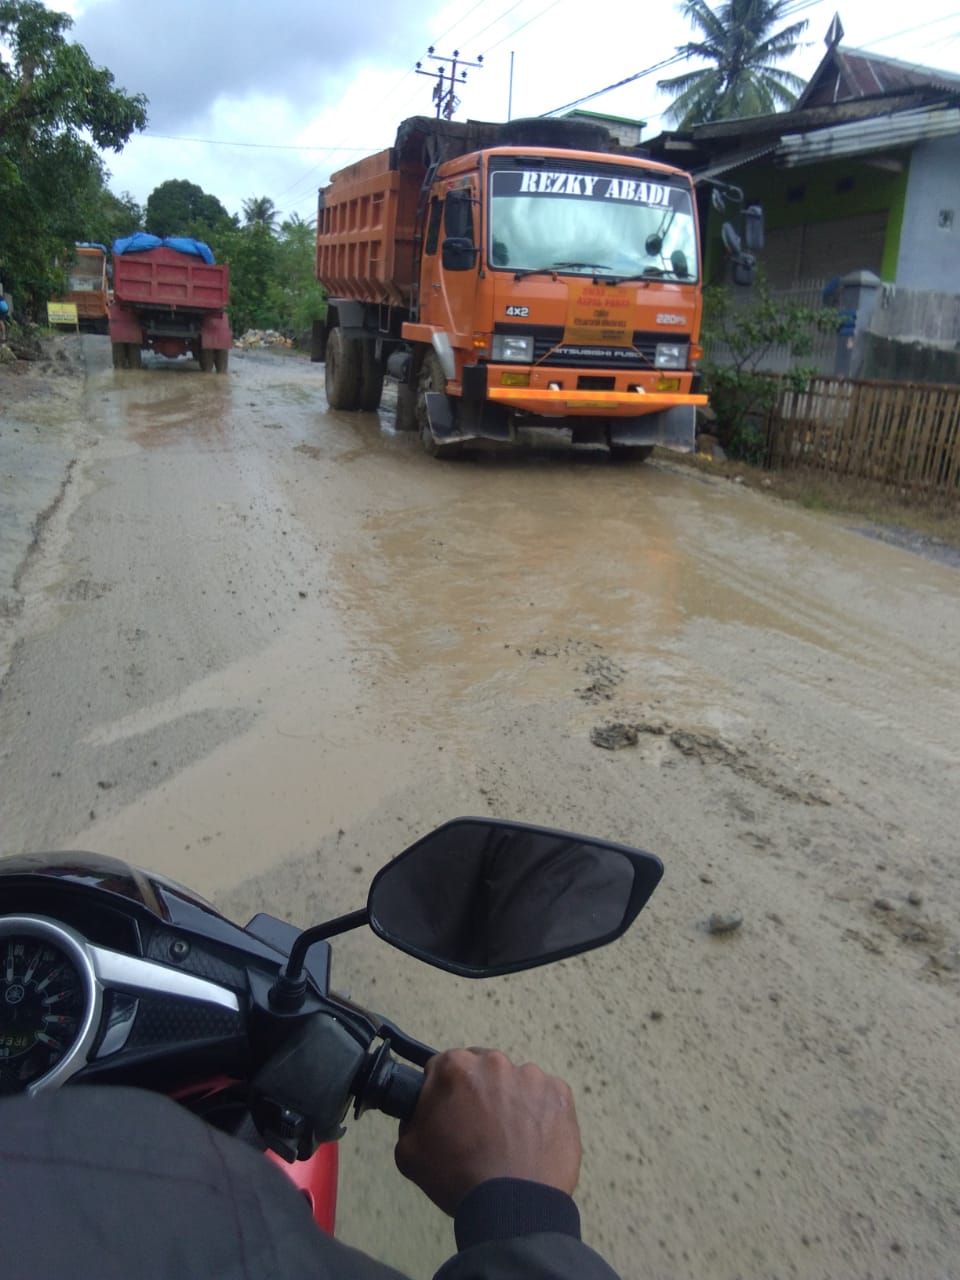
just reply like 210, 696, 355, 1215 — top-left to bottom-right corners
315, 116, 721, 458
51, 243, 110, 332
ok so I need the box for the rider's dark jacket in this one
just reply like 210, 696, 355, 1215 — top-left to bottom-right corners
0, 1086, 620, 1279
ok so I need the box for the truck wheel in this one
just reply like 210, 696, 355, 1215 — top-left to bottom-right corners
609, 444, 653, 463
310, 319, 326, 363
325, 327, 362, 410
358, 341, 384, 411
417, 352, 461, 459
214, 348, 229, 374
127, 344, 142, 370
199, 348, 214, 373
395, 381, 417, 431
111, 342, 128, 370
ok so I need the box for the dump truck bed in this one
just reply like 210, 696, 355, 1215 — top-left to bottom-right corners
113, 246, 229, 311
316, 147, 420, 309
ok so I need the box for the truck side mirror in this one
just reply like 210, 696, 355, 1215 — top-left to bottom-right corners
743, 205, 765, 252
442, 238, 479, 272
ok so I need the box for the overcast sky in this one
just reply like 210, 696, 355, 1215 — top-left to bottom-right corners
46, 0, 960, 226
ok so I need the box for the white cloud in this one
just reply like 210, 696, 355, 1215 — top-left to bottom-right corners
49, 0, 960, 220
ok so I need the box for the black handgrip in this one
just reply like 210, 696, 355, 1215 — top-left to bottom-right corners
377, 1059, 424, 1122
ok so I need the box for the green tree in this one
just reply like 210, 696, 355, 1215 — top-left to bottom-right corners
271, 215, 326, 336
657, 0, 808, 127
242, 195, 279, 231
145, 178, 229, 238
207, 220, 279, 334
699, 274, 836, 460
0, 0, 147, 309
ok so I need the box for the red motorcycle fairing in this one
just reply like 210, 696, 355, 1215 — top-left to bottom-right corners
170, 1076, 339, 1233
267, 1143, 339, 1234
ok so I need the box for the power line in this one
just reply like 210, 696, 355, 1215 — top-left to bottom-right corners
482, 0, 565, 56
857, 13, 960, 49
140, 132, 379, 152
273, 0, 528, 203
541, 53, 687, 117
274, 0, 556, 205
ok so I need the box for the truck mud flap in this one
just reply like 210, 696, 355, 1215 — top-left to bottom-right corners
425, 394, 512, 445
609, 405, 696, 453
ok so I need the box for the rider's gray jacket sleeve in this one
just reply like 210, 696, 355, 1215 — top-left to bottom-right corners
436, 1179, 621, 1280
0, 1087, 620, 1280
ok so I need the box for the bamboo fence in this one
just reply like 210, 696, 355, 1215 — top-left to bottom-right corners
765, 375, 960, 498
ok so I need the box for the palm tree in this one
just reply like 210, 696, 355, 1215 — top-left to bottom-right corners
657, 0, 808, 127
242, 195, 279, 231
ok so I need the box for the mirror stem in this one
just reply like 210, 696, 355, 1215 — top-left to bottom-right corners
270, 909, 369, 1011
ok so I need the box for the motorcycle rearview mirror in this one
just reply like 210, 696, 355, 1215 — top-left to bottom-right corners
366, 818, 663, 978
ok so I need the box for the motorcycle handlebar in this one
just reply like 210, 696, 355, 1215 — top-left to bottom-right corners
374, 1058, 424, 1122
354, 1042, 425, 1124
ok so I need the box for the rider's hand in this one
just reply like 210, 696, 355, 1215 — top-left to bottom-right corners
394, 1047, 582, 1215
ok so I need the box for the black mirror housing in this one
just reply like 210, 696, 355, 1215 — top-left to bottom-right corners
743, 204, 765, 252
367, 818, 663, 978
441, 237, 478, 272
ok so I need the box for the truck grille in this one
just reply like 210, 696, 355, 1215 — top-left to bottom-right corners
493, 324, 686, 370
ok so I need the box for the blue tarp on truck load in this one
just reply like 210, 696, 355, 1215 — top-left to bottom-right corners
112, 234, 215, 265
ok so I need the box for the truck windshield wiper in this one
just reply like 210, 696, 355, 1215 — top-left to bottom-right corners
513, 262, 612, 281
600, 267, 689, 285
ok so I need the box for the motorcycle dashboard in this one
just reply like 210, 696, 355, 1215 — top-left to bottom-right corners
0, 912, 245, 1097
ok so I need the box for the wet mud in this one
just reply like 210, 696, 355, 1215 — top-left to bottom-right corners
1, 335, 959, 1278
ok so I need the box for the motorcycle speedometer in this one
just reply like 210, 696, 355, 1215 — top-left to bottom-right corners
0, 917, 99, 1095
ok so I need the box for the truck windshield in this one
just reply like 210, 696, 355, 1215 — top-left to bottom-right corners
488, 165, 698, 283
67, 255, 104, 291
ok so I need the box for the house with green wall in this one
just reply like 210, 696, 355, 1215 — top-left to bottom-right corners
644, 42, 960, 294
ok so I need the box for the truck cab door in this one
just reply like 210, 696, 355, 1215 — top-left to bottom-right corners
420, 185, 480, 349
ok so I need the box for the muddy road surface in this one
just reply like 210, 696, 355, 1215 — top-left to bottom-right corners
2, 335, 958, 1278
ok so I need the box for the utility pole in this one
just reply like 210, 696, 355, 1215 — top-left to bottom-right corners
415, 47, 483, 120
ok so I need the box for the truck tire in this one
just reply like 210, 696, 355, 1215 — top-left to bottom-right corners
395, 381, 417, 431
310, 319, 326, 363
127, 344, 142, 370
417, 352, 461, 459
325, 327, 362, 410
199, 348, 214, 373
111, 342, 128, 370
358, 341, 384, 411
214, 348, 229, 374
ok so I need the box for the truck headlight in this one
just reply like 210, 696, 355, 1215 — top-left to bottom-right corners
491, 333, 534, 363
654, 343, 688, 369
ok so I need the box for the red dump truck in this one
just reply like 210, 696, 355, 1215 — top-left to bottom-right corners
109, 235, 231, 372
314, 115, 759, 458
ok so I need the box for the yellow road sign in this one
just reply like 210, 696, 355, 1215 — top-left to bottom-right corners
47, 302, 79, 328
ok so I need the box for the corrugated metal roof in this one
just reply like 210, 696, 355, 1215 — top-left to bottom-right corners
693, 144, 779, 181
798, 47, 960, 109
777, 106, 960, 166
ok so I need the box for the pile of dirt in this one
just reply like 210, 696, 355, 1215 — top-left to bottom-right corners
234, 329, 294, 350
0, 331, 83, 391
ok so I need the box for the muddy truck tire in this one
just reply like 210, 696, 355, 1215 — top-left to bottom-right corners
358, 341, 384, 411
416, 351, 461, 459
325, 327, 362, 410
